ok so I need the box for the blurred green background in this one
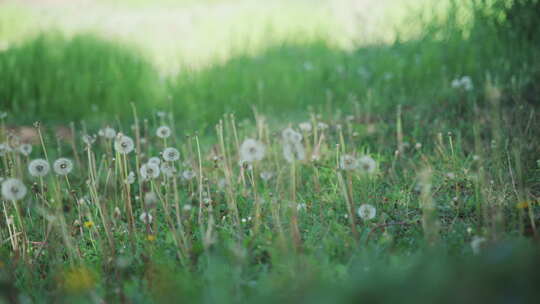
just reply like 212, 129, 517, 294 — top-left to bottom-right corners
0, 0, 479, 126
0, 0, 538, 128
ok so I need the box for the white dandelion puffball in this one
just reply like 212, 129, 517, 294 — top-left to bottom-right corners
358, 155, 377, 174
0, 143, 9, 156
181, 170, 196, 180
160, 162, 176, 177
217, 178, 227, 189
471, 236, 486, 255
357, 204, 376, 220
53, 158, 74, 175
283, 141, 305, 163
144, 192, 158, 206
239, 139, 265, 163
140, 163, 160, 180
451, 78, 461, 88
1, 178, 27, 201
460, 76, 473, 91
317, 122, 329, 131
156, 126, 171, 139
282, 128, 302, 143
340, 154, 358, 171
28, 159, 50, 177
148, 157, 161, 166
162, 147, 180, 162
451, 76, 473, 91
126, 171, 136, 184
19, 143, 32, 156
139, 212, 153, 224
260, 171, 274, 181
82, 134, 96, 146
99, 126, 117, 139
299, 122, 312, 132
114, 135, 134, 154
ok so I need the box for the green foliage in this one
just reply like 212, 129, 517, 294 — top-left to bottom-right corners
0, 33, 162, 123
0, 1, 539, 303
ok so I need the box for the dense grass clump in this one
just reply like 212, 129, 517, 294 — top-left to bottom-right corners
0, 34, 162, 123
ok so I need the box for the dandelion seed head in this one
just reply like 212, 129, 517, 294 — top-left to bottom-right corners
240, 139, 265, 163
125, 171, 135, 184
218, 178, 227, 189
139, 212, 153, 224
317, 122, 329, 131
82, 134, 96, 146
113, 207, 121, 218
358, 155, 376, 174
340, 154, 358, 170
160, 162, 176, 177
140, 163, 160, 180
0, 143, 8, 156
299, 122, 312, 132
471, 236, 486, 255
1, 178, 27, 201
181, 170, 196, 180
19, 143, 32, 156
451, 76, 474, 91
283, 141, 305, 163
260, 171, 274, 181
357, 204, 376, 220
156, 126, 171, 139
162, 147, 180, 162
282, 128, 302, 143
28, 158, 50, 177
99, 127, 116, 139
148, 157, 161, 166
114, 135, 134, 154
53, 158, 73, 175
144, 192, 158, 207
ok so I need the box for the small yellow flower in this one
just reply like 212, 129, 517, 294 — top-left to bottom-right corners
84, 221, 94, 228
146, 234, 156, 242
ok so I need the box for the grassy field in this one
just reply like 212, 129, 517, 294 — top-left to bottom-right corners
1, 0, 540, 303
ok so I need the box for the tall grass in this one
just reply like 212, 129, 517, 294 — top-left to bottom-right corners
0, 33, 162, 123
164, 0, 539, 128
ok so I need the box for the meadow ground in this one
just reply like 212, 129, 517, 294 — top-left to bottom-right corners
0, 0, 540, 303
